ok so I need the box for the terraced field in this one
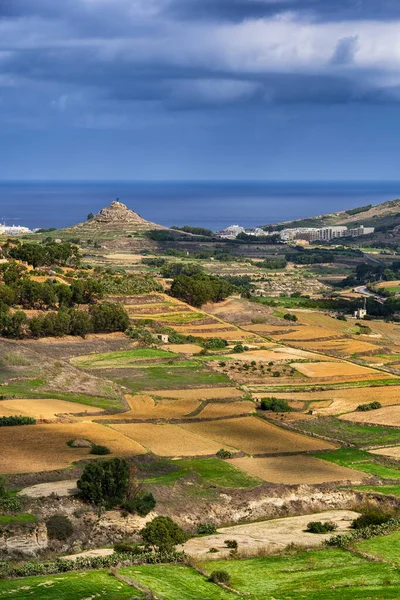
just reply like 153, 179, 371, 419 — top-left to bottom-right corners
226, 455, 364, 484
182, 416, 336, 454
0, 422, 146, 474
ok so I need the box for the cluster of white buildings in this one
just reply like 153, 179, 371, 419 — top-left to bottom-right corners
0, 224, 32, 235
216, 225, 267, 239
279, 225, 375, 242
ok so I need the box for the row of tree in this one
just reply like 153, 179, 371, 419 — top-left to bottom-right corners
0, 302, 130, 339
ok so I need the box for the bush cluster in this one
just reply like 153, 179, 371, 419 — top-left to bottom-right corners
326, 517, 400, 548
196, 523, 217, 535
170, 273, 234, 307
122, 492, 156, 517
209, 570, 231, 585
260, 398, 291, 412
306, 521, 337, 534
356, 401, 382, 412
0, 415, 36, 427
0, 551, 186, 580
216, 449, 232, 459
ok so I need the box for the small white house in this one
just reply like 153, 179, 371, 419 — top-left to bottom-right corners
156, 334, 169, 344
354, 308, 367, 319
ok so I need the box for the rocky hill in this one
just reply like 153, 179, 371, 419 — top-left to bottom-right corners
61, 201, 166, 239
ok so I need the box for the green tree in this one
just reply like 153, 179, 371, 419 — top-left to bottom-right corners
140, 516, 187, 552
77, 458, 130, 508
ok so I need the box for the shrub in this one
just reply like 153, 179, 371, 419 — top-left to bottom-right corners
260, 397, 291, 412
352, 509, 392, 530
216, 449, 232, 459
114, 542, 144, 555
77, 457, 130, 508
203, 338, 228, 349
197, 523, 217, 535
306, 521, 337, 534
0, 415, 36, 427
232, 343, 245, 353
283, 313, 298, 322
140, 516, 188, 552
123, 492, 156, 517
356, 401, 382, 412
224, 539, 238, 549
209, 570, 231, 585
46, 515, 74, 541
90, 444, 111, 455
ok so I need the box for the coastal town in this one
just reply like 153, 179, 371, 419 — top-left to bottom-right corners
216, 223, 375, 241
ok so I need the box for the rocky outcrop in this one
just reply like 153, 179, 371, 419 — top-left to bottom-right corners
1, 523, 48, 556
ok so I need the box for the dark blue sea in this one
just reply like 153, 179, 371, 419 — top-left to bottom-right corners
1, 181, 400, 231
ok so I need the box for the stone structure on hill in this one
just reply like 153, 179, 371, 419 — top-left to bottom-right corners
63, 200, 166, 237
91, 201, 153, 226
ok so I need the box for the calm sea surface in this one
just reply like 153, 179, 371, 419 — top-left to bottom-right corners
1, 181, 400, 231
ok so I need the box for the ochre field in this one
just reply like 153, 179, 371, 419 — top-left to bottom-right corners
109, 422, 231, 456
182, 416, 336, 454
0, 422, 146, 474
227, 455, 365, 484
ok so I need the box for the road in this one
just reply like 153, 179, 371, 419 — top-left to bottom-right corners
354, 285, 386, 304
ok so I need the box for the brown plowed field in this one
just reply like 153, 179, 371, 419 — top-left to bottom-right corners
0, 422, 146, 474
227, 455, 365, 484
371, 447, 400, 459
94, 394, 200, 421
109, 423, 230, 456
182, 416, 336, 455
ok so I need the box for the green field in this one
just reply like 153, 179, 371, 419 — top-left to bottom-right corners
314, 448, 400, 479
356, 531, 400, 564
201, 549, 400, 599
120, 565, 234, 599
112, 365, 231, 392
0, 570, 138, 599
71, 348, 178, 368
294, 417, 400, 448
145, 457, 262, 488
0, 513, 37, 525
352, 485, 400, 497
4, 547, 400, 599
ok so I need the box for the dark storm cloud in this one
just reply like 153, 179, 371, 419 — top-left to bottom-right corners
1, 0, 400, 128
169, 0, 400, 21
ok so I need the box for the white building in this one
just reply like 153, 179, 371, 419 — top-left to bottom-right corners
216, 224, 245, 239
0, 225, 32, 235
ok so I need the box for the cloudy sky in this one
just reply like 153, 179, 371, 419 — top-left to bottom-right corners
1, 0, 400, 180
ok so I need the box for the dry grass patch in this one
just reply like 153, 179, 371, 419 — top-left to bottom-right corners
0, 422, 146, 474
198, 401, 255, 419
182, 416, 336, 455
371, 447, 400, 459
109, 423, 230, 456
163, 344, 203, 354
272, 327, 340, 341
95, 394, 200, 420
230, 348, 330, 362
340, 405, 400, 427
272, 387, 400, 417
292, 361, 385, 379
0, 399, 99, 420
183, 510, 359, 558
227, 455, 365, 484
297, 339, 379, 355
